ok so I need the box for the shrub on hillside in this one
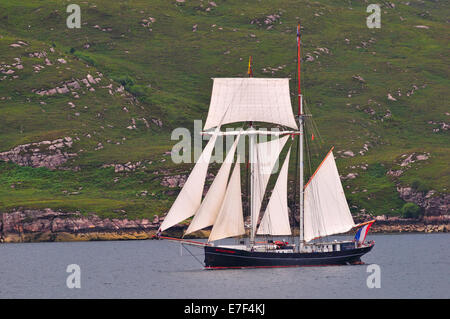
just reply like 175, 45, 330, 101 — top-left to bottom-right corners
411, 179, 429, 193
401, 202, 423, 219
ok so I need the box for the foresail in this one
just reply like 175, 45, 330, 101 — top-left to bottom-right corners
257, 147, 292, 236
159, 130, 219, 232
204, 78, 298, 130
251, 135, 289, 238
208, 155, 245, 242
303, 150, 355, 242
185, 132, 242, 235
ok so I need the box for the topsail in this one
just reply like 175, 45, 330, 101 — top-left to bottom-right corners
204, 78, 298, 130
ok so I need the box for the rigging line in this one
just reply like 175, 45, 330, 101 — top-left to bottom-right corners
182, 243, 205, 267
303, 118, 312, 179
303, 99, 323, 145
292, 132, 299, 216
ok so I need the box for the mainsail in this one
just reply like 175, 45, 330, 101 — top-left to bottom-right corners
257, 147, 292, 236
303, 149, 355, 242
208, 155, 245, 242
204, 78, 298, 130
185, 133, 242, 235
159, 129, 219, 232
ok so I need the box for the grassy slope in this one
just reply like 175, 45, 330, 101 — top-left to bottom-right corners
0, 0, 448, 219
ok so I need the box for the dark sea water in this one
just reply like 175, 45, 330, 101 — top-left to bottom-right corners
0, 233, 448, 299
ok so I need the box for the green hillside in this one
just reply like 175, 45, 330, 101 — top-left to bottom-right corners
0, 0, 448, 221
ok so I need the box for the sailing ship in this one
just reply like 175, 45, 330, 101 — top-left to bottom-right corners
158, 24, 375, 269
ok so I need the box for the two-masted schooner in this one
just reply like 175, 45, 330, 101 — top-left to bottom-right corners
157, 24, 374, 269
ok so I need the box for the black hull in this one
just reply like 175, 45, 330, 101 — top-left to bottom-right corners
204, 243, 374, 269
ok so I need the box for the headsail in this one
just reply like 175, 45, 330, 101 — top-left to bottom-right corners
159, 129, 219, 232
208, 155, 245, 242
204, 78, 298, 130
251, 135, 289, 238
185, 132, 242, 235
257, 147, 292, 236
303, 149, 355, 242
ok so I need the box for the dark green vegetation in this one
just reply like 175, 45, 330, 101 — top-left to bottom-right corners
0, 0, 448, 220
401, 202, 423, 219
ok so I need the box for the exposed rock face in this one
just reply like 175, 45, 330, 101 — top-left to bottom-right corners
387, 169, 403, 177
1, 207, 447, 243
387, 93, 397, 101
250, 13, 281, 27
0, 209, 159, 242
352, 75, 366, 83
342, 150, 355, 157
0, 137, 77, 169
102, 161, 142, 173
365, 219, 449, 233
399, 152, 430, 167
161, 174, 187, 188
33, 73, 103, 97
428, 120, 449, 133
341, 172, 358, 180
397, 187, 449, 217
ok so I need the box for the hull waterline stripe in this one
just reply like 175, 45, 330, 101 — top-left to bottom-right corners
205, 250, 370, 261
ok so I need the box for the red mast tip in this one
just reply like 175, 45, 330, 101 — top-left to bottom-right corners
297, 23, 302, 115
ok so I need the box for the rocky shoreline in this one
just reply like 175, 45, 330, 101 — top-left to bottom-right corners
0, 209, 448, 243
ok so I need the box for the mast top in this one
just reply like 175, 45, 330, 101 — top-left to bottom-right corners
297, 23, 302, 116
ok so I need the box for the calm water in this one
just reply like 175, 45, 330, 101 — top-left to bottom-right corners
0, 233, 448, 298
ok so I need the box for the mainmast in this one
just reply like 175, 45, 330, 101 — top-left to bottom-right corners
248, 55, 256, 247
297, 23, 305, 251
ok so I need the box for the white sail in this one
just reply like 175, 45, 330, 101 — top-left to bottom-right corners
204, 78, 298, 130
257, 147, 292, 235
208, 155, 245, 242
159, 130, 219, 232
303, 150, 355, 242
185, 133, 242, 235
251, 135, 289, 237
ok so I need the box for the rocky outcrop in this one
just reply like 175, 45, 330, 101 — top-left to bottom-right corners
161, 174, 187, 188
427, 120, 449, 133
398, 152, 430, 167
397, 187, 449, 217
102, 161, 143, 173
0, 209, 160, 242
1, 207, 447, 243
368, 219, 449, 233
250, 13, 281, 29
33, 73, 103, 97
0, 137, 77, 169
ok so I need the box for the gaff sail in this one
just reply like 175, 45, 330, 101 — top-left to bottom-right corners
303, 149, 355, 242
